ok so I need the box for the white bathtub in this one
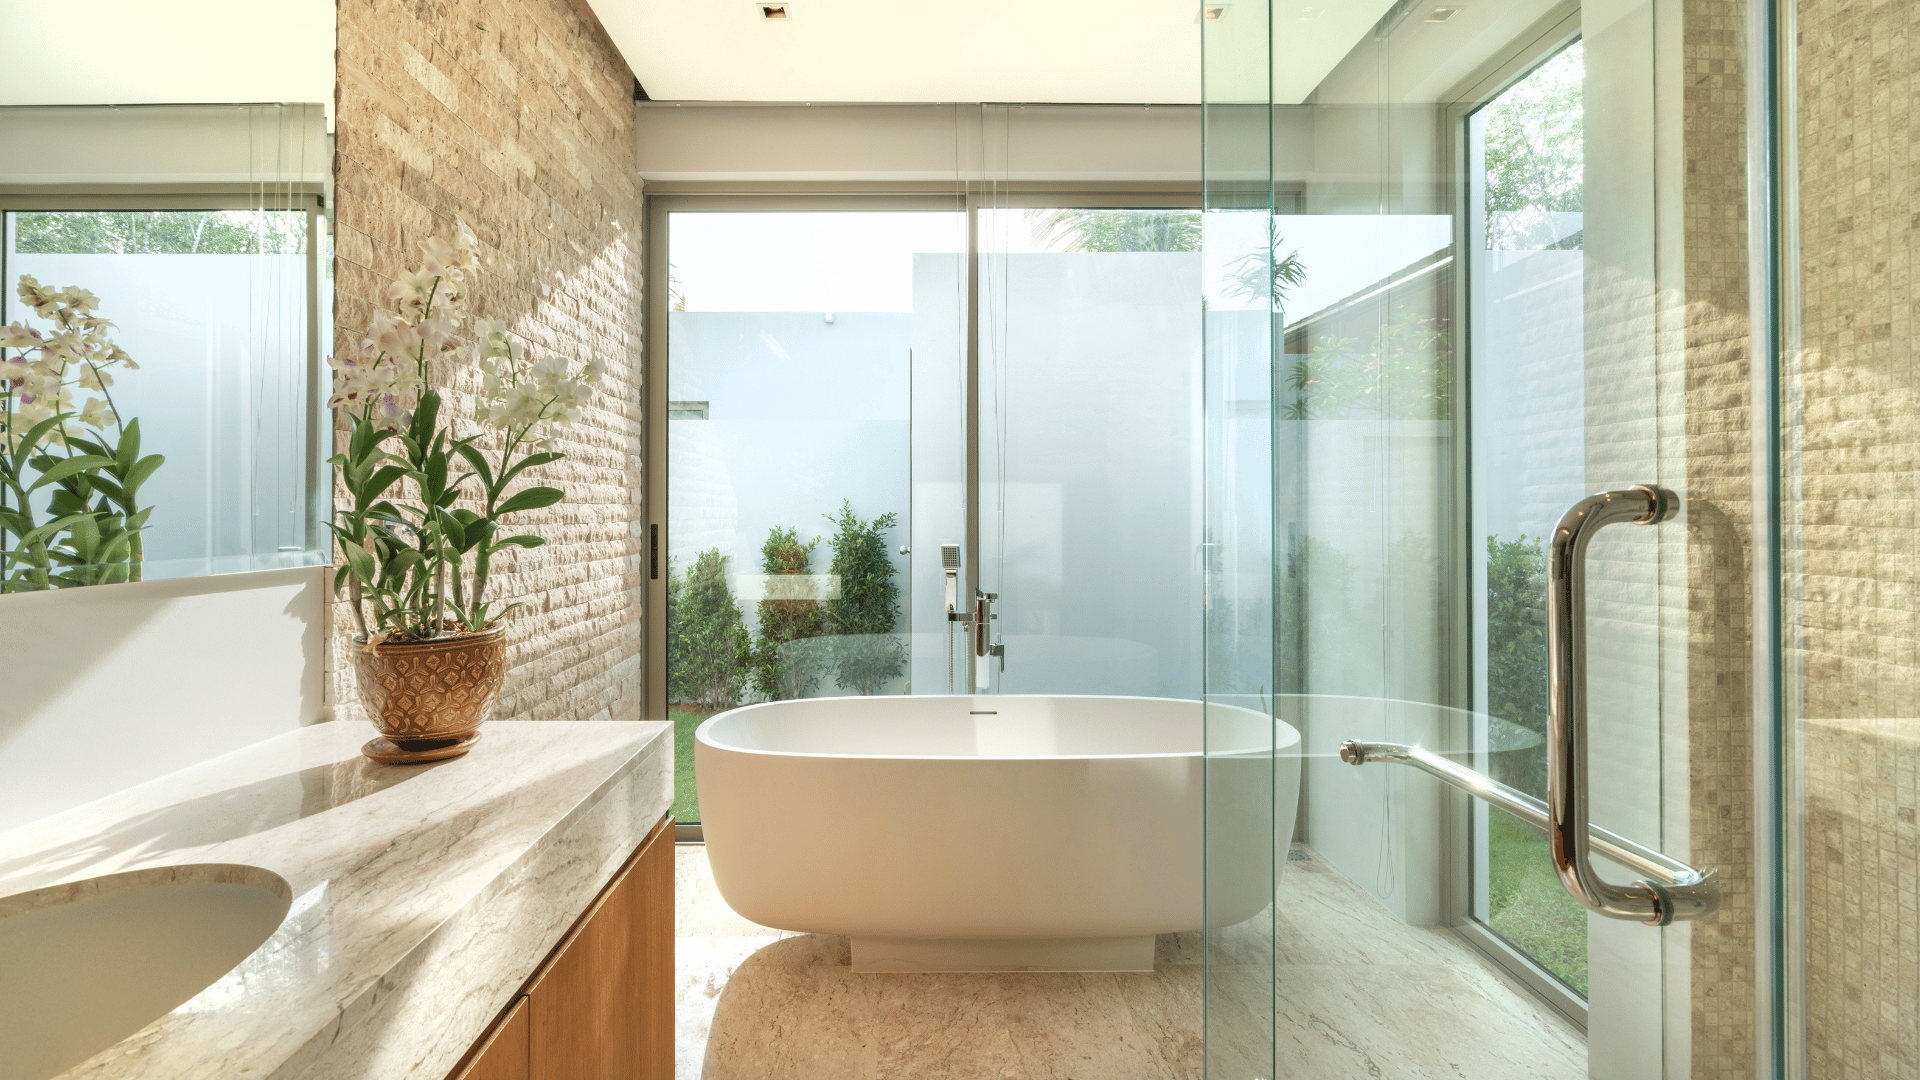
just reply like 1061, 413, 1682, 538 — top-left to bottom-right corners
695, 694, 1301, 973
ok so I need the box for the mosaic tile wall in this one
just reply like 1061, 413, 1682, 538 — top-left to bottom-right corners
1794, 0, 1920, 1072
1681, 0, 1758, 1073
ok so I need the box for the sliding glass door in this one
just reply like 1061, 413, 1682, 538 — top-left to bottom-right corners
651, 196, 1204, 823
652, 207, 960, 822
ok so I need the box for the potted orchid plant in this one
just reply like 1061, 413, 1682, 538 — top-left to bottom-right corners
329, 222, 603, 762
0, 278, 163, 591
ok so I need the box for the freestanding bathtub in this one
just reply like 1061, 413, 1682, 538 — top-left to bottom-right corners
696, 694, 1301, 973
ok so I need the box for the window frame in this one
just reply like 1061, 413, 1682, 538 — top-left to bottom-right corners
0, 186, 333, 575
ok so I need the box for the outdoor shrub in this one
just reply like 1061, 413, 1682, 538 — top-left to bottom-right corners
822, 501, 905, 695
1486, 533, 1550, 797
667, 547, 751, 711
751, 525, 826, 700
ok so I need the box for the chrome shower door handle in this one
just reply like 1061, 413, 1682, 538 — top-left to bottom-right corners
1547, 485, 1718, 925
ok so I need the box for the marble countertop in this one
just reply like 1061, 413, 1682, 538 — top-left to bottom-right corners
0, 719, 672, 1080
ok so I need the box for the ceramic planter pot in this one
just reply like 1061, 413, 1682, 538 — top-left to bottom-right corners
353, 625, 507, 763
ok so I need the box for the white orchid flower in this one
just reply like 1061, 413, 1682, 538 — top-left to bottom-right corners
78, 364, 113, 392
581, 355, 607, 386
1, 322, 42, 349
365, 312, 419, 359
75, 397, 115, 429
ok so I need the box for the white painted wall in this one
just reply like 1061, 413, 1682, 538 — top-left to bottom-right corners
0, 104, 331, 186
0, 567, 328, 835
635, 103, 1200, 183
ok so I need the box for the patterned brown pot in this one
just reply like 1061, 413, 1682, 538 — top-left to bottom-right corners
353, 625, 507, 763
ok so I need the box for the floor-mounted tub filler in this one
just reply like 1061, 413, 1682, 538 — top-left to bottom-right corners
696, 694, 1301, 973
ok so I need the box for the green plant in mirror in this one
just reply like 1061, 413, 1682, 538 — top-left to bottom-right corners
328, 222, 605, 643
0, 276, 163, 591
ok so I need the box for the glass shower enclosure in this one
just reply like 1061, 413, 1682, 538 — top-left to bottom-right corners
1200, 0, 1783, 1075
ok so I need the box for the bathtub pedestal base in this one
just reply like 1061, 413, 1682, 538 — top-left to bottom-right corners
849, 935, 1157, 973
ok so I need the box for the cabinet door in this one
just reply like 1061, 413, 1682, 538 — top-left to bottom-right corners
451, 996, 528, 1080
527, 821, 673, 1079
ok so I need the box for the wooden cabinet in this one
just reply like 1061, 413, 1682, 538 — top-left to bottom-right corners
452, 997, 528, 1080
449, 815, 673, 1080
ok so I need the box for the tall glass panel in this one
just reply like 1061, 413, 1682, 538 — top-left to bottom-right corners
663, 210, 962, 822
1204, 0, 1773, 1073
1466, 37, 1593, 994
974, 205, 1205, 698
1201, 0, 1281, 1074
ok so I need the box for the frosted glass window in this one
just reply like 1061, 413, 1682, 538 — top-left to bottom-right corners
3, 206, 327, 582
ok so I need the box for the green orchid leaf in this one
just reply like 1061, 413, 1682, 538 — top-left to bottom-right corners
10, 414, 65, 473
28, 455, 115, 492
453, 442, 495, 493
119, 455, 164, 499
437, 511, 467, 550
116, 418, 141, 471
491, 534, 546, 551
496, 451, 564, 493
357, 465, 407, 509
494, 486, 564, 517
409, 390, 441, 449
337, 536, 378, 585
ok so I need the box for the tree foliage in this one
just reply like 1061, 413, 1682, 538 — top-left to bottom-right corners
667, 548, 752, 710
1479, 42, 1584, 248
1224, 234, 1308, 311
15, 210, 307, 255
750, 525, 826, 700
1027, 208, 1202, 253
1283, 310, 1453, 420
1486, 534, 1550, 798
822, 501, 905, 695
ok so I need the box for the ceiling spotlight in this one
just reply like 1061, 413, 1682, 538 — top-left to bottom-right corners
1424, 5, 1460, 20
757, 3, 792, 19
1196, 4, 1230, 21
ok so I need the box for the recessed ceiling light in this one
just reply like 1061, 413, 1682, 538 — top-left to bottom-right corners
1196, 4, 1230, 21
756, 3, 792, 20
1424, 6, 1460, 20
1295, 4, 1324, 19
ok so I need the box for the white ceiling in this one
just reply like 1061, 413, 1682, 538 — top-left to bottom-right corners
0, 1, 334, 122
591, 0, 1206, 103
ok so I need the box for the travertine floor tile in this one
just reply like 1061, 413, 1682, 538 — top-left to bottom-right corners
675, 843, 1585, 1080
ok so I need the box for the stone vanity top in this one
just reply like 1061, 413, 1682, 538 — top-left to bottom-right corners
0, 719, 672, 1080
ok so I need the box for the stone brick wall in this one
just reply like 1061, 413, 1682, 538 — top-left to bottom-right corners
332, 0, 644, 724
1794, 0, 1920, 1071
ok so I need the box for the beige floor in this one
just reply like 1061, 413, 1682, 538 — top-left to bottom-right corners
676, 844, 1585, 1080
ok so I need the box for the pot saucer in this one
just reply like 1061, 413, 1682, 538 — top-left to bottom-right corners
363, 730, 481, 764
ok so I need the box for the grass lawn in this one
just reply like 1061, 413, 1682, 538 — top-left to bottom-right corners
1486, 809, 1589, 996
671, 710, 706, 824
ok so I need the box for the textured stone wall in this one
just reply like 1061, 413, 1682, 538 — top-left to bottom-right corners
332, 0, 645, 724
1794, 0, 1920, 1070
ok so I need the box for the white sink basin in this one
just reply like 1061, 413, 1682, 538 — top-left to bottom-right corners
0, 865, 291, 1080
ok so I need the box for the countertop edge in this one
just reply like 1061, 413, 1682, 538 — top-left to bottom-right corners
279, 725, 673, 1080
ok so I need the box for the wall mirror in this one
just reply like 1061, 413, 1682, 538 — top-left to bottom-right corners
0, 3, 335, 590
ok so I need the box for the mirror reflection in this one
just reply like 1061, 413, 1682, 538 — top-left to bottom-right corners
0, 5, 334, 591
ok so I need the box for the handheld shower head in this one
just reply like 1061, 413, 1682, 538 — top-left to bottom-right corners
941, 543, 961, 613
